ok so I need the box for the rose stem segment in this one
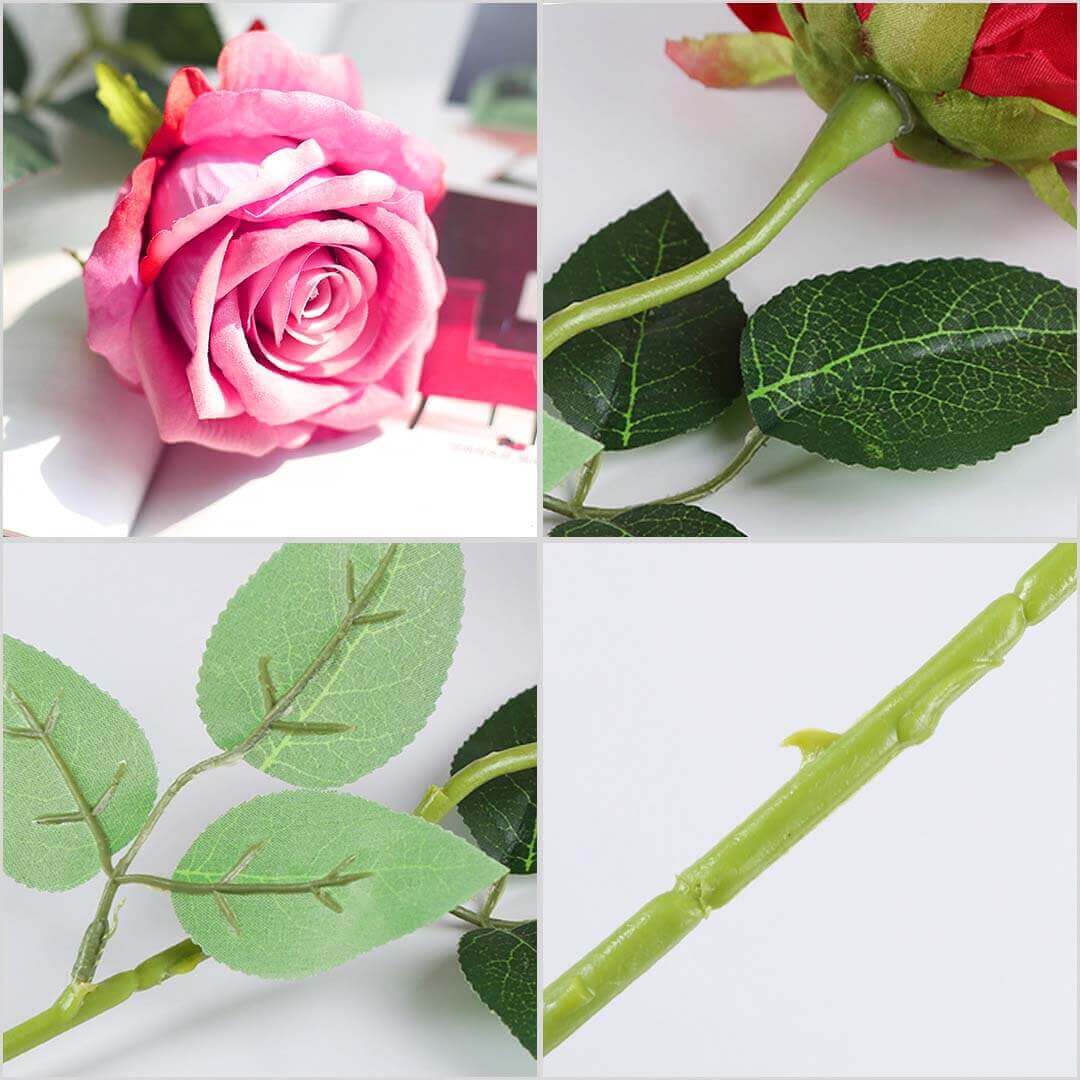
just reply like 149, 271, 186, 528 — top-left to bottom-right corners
543, 543, 1076, 1054
542, 76, 907, 359
2, 742, 538, 1062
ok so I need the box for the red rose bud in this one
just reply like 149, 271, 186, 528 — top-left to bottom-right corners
667, 3, 1077, 223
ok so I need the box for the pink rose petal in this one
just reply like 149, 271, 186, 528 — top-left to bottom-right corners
218, 29, 363, 108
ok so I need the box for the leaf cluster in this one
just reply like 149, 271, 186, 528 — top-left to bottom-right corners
544, 192, 1076, 536
4, 5, 221, 186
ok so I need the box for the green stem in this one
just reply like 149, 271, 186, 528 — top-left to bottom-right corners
449, 906, 526, 931
542, 77, 907, 360
545, 425, 768, 521
4, 737, 539, 1061
114, 871, 372, 896
3, 941, 205, 1062
543, 544, 1076, 1053
413, 742, 538, 822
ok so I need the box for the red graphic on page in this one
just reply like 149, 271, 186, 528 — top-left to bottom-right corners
421, 192, 536, 412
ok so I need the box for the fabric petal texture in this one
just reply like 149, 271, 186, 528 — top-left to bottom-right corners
83, 27, 447, 457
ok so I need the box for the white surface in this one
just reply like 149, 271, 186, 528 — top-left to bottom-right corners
3, 541, 538, 1077
541, 3, 1078, 539
543, 542, 1077, 1077
2, 2, 537, 539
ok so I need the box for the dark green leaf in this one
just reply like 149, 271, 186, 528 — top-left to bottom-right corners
545, 191, 746, 450
4, 112, 57, 186
550, 504, 746, 538
452, 688, 536, 875
124, 3, 223, 66
742, 259, 1077, 470
4, 17, 29, 95
48, 71, 167, 145
459, 921, 537, 1056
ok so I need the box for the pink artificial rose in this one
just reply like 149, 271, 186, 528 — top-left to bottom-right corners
84, 29, 446, 455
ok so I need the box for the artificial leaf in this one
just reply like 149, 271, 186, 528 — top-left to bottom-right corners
94, 62, 162, 153
124, 3, 223, 66
743, 259, 1077, 470
459, 921, 537, 1056
666, 31, 794, 88
545, 191, 746, 450
49, 71, 168, 145
3, 111, 57, 186
172, 791, 504, 979
4, 16, 29, 95
3, 636, 158, 891
452, 688, 537, 874
198, 543, 464, 788
550, 504, 746, 538
543, 411, 603, 492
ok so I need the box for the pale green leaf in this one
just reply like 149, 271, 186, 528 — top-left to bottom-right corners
3, 636, 157, 891
172, 791, 504, 978
4, 111, 57, 186
198, 543, 464, 788
666, 31, 794, 89
94, 61, 162, 152
543, 411, 602, 492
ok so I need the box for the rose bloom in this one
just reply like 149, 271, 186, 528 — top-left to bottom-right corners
84, 30, 446, 455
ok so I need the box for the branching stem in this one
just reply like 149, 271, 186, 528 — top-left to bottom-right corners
4, 734, 539, 1061
545, 425, 768, 521
543, 544, 1077, 1053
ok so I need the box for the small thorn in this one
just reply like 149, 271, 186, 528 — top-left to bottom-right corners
4, 725, 42, 740
313, 888, 343, 914
92, 761, 127, 816
5, 684, 41, 731
328, 853, 360, 878
268, 720, 354, 735
34, 810, 82, 825
258, 657, 277, 712
352, 609, 405, 626
43, 692, 63, 734
781, 728, 841, 765
345, 560, 356, 605
221, 840, 266, 883
214, 891, 241, 934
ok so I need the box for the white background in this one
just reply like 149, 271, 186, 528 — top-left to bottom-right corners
541, 3, 1078, 538
3, 540, 538, 1078
543, 541, 1077, 1077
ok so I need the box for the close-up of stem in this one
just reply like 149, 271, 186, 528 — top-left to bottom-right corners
543, 542, 1076, 1053
543, 76, 908, 359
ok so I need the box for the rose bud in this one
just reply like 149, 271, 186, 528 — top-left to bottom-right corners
667, 3, 1076, 223
84, 30, 446, 455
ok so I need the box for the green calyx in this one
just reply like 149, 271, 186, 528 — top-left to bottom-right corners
777, 3, 1076, 222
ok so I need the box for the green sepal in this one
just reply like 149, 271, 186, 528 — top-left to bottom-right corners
862, 3, 988, 92
1011, 159, 1077, 227
94, 62, 162, 153
666, 32, 794, 89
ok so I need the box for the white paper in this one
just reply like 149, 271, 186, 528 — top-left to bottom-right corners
3, 251, 163, 537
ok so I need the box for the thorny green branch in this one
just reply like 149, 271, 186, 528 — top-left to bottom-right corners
3, 728, 538, 1061
543, 543, 1077, 1053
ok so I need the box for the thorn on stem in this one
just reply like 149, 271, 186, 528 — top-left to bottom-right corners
313, 888, 343, 913
221, 840, 267, 884
258, 657, 277, 712
781, 728, 841, 765
214, 891, 241, 934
